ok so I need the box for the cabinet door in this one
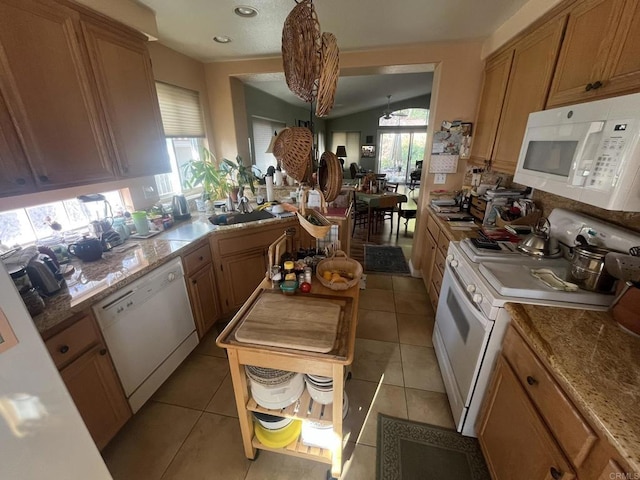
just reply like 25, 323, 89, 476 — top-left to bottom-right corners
547, 0, 626, 107
422, 230, 437, 291
81, 19, 170, 177
188, 264, 220, 338
491, 15, 566, 174
0, 90, 34, 195
478, 358, 575, 480
0, 0, 115, 189
217, 249, 268, 314
61, 344, 131, 450
601, 0, 640, 96
469, 49, 514, 165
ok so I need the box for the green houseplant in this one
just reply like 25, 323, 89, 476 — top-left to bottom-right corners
220, 155, 261, 197
181, 147, 230, 200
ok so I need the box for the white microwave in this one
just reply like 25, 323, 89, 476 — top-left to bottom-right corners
514, 92, 640, 212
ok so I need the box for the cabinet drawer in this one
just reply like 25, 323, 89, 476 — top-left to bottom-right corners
427, 214, 440, 241
183, 243, 212, 275
432, 264, 443, 295
503, 327, 597, 467
45, 314, 99, 369
437, 230, 450, 257
471, 195, 487, 210
435, 248, 446, 275
470, 205, 485, 223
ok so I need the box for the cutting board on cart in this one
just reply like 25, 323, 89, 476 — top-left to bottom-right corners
235, 292, 342, 353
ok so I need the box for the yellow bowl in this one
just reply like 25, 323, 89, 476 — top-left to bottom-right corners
254, 419, 301, 449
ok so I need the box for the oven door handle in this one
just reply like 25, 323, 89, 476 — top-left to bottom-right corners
444, 265, 493, 331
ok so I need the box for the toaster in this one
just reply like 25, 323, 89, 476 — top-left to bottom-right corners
26, 254, 63, 296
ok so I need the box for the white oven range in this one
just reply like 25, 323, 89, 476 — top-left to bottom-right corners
432, 208, 640, 437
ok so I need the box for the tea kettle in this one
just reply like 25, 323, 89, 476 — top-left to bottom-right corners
171, 195, 190, 220
67, 236, 103, 262
517, 217, 560, 257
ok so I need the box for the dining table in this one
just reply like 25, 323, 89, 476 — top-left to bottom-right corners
355, 191, 408, 241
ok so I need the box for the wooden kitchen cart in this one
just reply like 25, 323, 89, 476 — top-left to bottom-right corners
216, 278, 360, 479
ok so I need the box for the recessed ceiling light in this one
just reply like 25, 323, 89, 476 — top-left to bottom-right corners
213, 35, 231, 44
234, 6, 258, 17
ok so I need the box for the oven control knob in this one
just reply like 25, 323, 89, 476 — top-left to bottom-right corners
472, 293, 483, 304
466, 284, 476, 293
450, 260, 459, 268
446, 254, 454, 263
167, 272, 176, 282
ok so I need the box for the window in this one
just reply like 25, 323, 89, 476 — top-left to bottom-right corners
379, 108, 429, 127
0, 190, 125, 247
251, 117, 286, 175
154, 82, 206, 197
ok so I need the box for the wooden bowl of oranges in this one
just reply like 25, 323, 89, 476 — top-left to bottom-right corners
316, 251, 362, 291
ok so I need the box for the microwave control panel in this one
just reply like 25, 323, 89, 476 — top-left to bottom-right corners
584, 121, 634, 191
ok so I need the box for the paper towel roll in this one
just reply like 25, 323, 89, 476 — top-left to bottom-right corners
265, 175, 274, 202
275, 170, 283, 186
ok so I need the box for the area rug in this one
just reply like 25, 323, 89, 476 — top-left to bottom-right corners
364, 245, 410, 275
377, 414, 491, 480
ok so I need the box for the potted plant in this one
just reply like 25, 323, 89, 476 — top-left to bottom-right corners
220, 155, 261, 200
182, 147, 230, 201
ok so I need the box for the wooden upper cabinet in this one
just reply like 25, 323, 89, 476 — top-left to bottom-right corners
491, 15, 567, 173
0, 90, 35, 195
601, 0, 640, 96
0, 0, 116, 190
469, 49, 514, 166
81, 19, 170, 177
547, 0, 629, 107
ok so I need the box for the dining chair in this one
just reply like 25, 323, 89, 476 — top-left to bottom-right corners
373, 182, 399, 232
351, 190, 369, 236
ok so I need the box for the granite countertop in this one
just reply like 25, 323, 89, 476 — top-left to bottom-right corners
428, 206, 482, 242
32, 213, 316, 337
505, 303, 640, 474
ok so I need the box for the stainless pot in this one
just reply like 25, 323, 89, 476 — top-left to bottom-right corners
517, 217, 560, 257
567, 245, 616, 292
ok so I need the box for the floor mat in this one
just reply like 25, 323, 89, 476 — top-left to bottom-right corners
377, 414, 491, 480
364, 245, 410, 275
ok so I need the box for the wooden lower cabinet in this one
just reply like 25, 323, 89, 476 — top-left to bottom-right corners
422, 211, 450, 311
60, 343, 131, 450
45, 311, 131, 450
478, 357, 576, 480
187, 263, 219, 338
217, 248, 269, 314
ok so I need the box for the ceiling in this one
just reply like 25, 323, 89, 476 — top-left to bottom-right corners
137, 0, 528, 118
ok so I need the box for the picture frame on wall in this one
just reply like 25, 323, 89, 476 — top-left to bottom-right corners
297, 119, 312, 129
361, 145, 375, 158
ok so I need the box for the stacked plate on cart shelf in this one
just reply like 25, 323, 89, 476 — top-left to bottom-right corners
305, 374, 334, 405
246, 366, 304, 410
301, 393, 349, 449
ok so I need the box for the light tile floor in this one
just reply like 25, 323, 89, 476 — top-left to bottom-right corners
102, 273, 454, 480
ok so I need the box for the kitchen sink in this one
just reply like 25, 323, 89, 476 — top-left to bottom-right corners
209, 210, 275, 225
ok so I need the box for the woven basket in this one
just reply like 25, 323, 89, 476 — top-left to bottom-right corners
273, 127, 313, 183
318, 151, 343, 203
282, 0, 320, 103
316, 32, 339, 117
297, 187, 332, 239
316, 251, 362, 291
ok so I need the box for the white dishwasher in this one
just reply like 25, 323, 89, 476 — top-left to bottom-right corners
92, 257, 198, 413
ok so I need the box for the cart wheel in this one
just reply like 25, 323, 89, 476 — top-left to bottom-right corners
346, 371, 352, 381
326, 469, 337, 480
249, 450, 260, 461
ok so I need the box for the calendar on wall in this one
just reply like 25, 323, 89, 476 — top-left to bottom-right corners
429, 154, 459, 174
0, 307, 19, 354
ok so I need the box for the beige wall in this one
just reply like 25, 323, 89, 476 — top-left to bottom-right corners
204, 41, 484, 272
481, 0, 563, 58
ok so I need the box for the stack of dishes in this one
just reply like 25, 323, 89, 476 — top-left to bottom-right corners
305, 374, 333, 405
301, 392, 349, 449
247, 366, 304, 410
254, 416, 302, 449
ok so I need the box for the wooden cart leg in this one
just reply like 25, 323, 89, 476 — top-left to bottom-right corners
331, 363, 344, 478
227, 348, 256, 459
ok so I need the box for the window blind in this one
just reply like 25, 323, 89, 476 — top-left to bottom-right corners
155, 82, 205, 137
252, 117, 285, 174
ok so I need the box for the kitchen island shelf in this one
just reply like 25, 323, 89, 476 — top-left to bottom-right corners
252, 435, 333, 464
247, 389, 334, 425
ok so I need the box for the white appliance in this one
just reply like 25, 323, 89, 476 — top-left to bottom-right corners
0, 263, 113, 479
433, 209, 640, 437
92, 257, 198, 413
514, 92, 640, 211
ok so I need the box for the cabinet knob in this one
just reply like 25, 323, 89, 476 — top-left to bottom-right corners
99, 348, 107, 356
526, 375, 537, 386
192, 279, 197, 285
122, 166, 129, 174
39, 175, 49, 182
592, 80, 603, 90
59, 345, 69, 354
550, 467, 562, 479
15, 178, 26, 185
199, 256, 204, 261
585, 83, 593, 91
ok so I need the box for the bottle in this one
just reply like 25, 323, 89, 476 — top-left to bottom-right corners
280, 229, 297, 282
